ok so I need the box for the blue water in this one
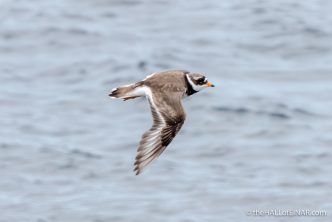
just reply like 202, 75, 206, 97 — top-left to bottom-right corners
0, 0, 331, 221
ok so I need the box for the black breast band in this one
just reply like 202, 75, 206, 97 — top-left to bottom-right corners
184, 74, 198, 96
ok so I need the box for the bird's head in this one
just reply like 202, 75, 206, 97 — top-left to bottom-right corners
186, 73, 215, 92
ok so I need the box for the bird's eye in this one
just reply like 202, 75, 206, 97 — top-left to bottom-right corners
197, 77, 205, 83
197, 77, 205, 84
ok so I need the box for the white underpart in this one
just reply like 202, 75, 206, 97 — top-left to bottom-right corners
185, 74, 207, 91
127, 86, 146, 97
110, 84, 146, 99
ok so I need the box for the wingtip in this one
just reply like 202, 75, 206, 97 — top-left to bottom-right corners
133, 166, 141, 175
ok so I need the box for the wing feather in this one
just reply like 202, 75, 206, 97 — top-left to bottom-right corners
134, 88, 185, 175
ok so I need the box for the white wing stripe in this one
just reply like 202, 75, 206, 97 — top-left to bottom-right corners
143, 86, 166, 126
143, 72, 157, 81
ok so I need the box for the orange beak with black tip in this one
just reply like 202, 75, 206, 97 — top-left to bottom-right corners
206, 81, 215, 87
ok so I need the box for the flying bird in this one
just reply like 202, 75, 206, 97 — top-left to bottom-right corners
109, 70, 214, 175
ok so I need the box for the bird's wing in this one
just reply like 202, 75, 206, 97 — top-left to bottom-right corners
134, 89, 186, 175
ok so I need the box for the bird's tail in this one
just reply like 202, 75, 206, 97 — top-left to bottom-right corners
109, 82, 145, 101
